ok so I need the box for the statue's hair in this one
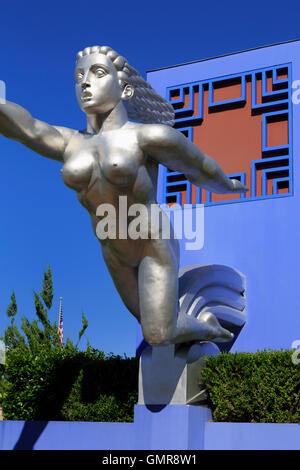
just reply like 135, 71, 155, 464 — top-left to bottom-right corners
76, 46, 175, 127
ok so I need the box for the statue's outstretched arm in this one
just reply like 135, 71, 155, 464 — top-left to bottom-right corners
0, 101, 76, 162
138, 124, 248, 194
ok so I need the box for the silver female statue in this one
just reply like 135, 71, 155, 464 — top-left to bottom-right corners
0, 46, 247, 347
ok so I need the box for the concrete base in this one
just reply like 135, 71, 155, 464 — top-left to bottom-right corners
138, 342, 220, 406
134, 405, 212, 450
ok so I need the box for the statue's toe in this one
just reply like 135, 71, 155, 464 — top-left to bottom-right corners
198, 311, 234, 343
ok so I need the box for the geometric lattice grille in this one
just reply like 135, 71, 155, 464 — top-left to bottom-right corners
163, 64, 292, 206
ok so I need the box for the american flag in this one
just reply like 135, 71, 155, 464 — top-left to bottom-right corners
58, 297, 63, 345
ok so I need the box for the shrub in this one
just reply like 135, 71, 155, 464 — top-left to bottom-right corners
1, 265, 138, 422
202, 349, 300, 423
2, 346, 138, 422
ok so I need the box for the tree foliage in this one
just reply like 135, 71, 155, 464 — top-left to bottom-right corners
1, 265, 88, 354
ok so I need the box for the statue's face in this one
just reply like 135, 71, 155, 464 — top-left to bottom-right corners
75, 53, 123, 114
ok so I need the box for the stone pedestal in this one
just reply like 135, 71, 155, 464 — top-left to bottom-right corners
138, 341, 220, 406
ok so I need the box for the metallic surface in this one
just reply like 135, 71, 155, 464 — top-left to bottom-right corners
178, 264, 246, 352
139, 264, 246, 405
138, 341, 220, 406
0, 46, 247, 346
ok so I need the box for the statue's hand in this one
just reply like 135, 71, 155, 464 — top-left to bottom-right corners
230, 179, 249, 193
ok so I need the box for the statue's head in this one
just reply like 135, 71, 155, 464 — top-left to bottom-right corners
75, 46, 175, 126
75, 46, 134, 116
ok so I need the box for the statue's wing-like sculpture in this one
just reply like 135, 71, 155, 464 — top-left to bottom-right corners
178, 264, 247, 352
139, 265, 247, 405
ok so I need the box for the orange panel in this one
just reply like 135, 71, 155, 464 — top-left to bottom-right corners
168, 73, 290, 205
267, 76, 273, 93
193, 80, 260, 203
267, 119, 288, 148
213, 82, 242, 103
255, 78, 263, 104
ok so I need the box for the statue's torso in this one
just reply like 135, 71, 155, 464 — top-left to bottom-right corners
62, 126, 158, 207
60, 125, 163, 265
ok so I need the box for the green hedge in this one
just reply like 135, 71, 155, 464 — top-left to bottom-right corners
202, 349, 300, 423
2, 347, 138, 422
2, 347, 299, 423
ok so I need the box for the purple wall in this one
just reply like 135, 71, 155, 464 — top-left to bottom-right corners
0, 406, 299, 450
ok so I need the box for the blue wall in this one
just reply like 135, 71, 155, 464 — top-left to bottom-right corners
0, 406, 299, 450
146, 40, 300, 354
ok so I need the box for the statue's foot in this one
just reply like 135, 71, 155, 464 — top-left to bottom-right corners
198, 311, 234, 343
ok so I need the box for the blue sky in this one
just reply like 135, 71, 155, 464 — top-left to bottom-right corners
0, 0, 299, 356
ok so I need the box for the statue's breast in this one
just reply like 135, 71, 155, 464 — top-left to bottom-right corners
61, 151, 95, 191
101, 152, 140, 187
61, 131, 145, 191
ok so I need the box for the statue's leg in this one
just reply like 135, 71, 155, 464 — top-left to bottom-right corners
138, 238, 179, 345
101, 246, 140, 321
138, 239, 233, 346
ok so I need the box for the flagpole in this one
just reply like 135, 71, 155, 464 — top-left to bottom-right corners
58, 296, 63, 345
